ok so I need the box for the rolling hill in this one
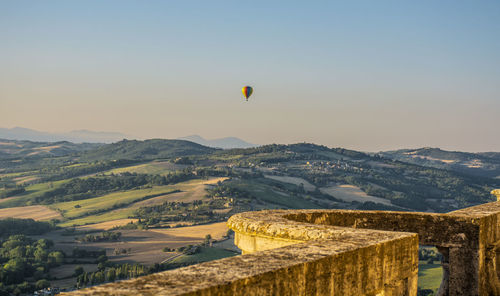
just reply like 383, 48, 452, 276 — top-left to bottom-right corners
78, 139, 217, 161
379, 147, 500, 178
1, 139, 498, 215
0, 138, 101, 159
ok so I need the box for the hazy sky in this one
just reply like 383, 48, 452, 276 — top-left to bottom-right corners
1, 1, 499, 151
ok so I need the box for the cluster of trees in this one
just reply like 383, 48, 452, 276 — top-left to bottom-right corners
171, 244, 201, 255
0, 186, 25, 199
0, 218, 55, 237
76, 231, 122, 243
133, 199, 229, 227
0, 280, 49, 296
419, 247, 442, 264
113, 248, 131, 255
215, 144, 289, 157
0, 235, 64, 295
112, 221, 147, 230
76, 263, 148, 288
71, 247, 106, 259
206, 183, 248, 199
163, 235, 215, 261
164, 235, 212, 254
161, 169, 198, 184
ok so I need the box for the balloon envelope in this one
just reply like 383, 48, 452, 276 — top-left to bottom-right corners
242, 86, 253, 101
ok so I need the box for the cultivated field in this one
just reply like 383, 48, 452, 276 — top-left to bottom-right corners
56, 178, 228, 227
57, 209, 136, 227
104, 161, 187, 175
160, 177, 227, 203
320, 184, 394, 206
0, 179, 70, 208
121, 177, 227, 208
13, 175, 39, 184
27, 145, 62, 156
418, 263, 442, 290
149, 222, 229, 240
52, 186, 180, 219
42, 222, 230, 267
0, 205, 62, 220
0, 141, 21, 146
101, 229, 193, 265
34, 229, 197, 266
264, 175, 316, 191
76, 219, 138, 231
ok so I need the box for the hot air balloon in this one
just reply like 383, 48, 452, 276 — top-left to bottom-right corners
242, 86, 253, 101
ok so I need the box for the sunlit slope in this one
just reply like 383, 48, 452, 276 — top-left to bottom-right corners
381, 147, 500, 178
0, 138, 101, 158
55, 178, 226, 227
79, 139, 216, 161
0, 180, 70, 208
51, 186, 180, 219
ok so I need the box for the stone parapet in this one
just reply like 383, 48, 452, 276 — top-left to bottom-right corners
65, 201, 500, 296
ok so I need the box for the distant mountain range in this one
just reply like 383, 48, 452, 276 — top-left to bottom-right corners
0, 127, 257, 149
177, 135, 257, 149
0, 138, 101, 158
0, 127, 129, 143
0, 138, 218, 166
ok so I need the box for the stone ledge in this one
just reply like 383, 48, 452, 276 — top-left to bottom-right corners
65, 237, 418, 296
66, 210, 419, 295
65, 201, 500, 296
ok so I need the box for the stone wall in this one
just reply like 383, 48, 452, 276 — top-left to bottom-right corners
65, 200, 500, 296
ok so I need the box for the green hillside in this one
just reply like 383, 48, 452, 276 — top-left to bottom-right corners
0, 139, 101, 159
380, 148, 500, 178
79, 139, 216, 161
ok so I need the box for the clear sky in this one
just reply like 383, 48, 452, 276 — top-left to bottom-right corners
1, 1, 499, 152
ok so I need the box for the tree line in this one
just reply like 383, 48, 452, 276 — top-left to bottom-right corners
34, 170, 196, 204
76, 232, 122, 243
0, 219, 56, 237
